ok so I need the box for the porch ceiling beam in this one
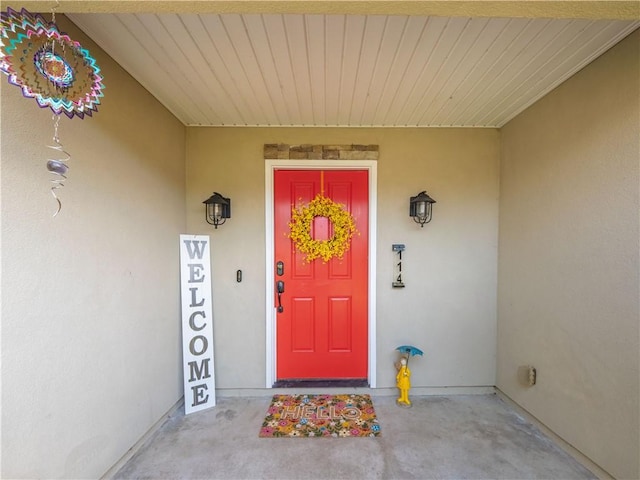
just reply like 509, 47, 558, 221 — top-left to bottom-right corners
12, 0, 640, 20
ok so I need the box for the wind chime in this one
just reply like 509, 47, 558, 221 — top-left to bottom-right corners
0, 4, 104, 216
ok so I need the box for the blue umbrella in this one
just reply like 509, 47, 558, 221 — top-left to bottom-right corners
396, 345, 423, 366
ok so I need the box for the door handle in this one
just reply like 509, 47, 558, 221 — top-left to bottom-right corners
276, 280, 285, 313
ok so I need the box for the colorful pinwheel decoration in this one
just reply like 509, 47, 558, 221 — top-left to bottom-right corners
0, 7, 105, 215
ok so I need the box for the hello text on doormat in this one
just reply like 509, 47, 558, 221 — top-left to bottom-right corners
259, 394, 381, 437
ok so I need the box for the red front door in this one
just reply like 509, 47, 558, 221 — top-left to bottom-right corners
274, 169, 368, 380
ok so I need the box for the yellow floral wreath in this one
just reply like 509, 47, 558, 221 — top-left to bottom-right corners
289, 193, 357, 262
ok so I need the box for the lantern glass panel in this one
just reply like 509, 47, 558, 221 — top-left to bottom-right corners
213, 203, 223, 221
416, 201, 427, 217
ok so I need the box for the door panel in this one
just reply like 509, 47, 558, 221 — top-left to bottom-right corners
292, 297, 314, 351
274, 169, 368, 380
328, 297, 351, 351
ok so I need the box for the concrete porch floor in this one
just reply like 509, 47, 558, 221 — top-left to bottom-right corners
110, 394, 596, 479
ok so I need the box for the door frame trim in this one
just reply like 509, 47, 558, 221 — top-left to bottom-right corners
264, 159, 377, 388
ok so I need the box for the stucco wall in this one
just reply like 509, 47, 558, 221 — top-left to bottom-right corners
497, 30, 639, 479
186, 127, 500, 392
0, 16, 186, 479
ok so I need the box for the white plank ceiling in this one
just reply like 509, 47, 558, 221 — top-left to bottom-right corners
68, 13, 638, 127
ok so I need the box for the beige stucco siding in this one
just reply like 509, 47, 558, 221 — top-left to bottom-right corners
498, 30, 640, 480
186, 127, 500, 391
0, 16, 186, 479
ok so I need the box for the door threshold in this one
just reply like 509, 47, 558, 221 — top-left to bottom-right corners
272, 379, 369, 388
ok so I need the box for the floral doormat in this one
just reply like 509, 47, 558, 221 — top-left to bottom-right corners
259, 394, 381, 437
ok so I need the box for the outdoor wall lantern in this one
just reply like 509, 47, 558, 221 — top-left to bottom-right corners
409, 191, 436, 227
203, 192, 231, 229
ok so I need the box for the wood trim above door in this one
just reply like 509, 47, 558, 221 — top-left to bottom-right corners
264, 159, 378, 389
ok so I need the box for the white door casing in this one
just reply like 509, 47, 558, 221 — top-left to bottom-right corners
264, 159, 377, 388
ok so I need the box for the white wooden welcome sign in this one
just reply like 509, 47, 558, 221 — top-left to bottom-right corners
180, 235, 216, 414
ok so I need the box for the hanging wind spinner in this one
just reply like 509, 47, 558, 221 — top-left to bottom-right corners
0, 6, 104, 216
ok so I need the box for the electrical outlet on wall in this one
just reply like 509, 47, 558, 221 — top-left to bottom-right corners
517, 365, 537, 386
